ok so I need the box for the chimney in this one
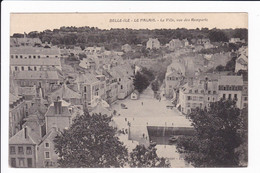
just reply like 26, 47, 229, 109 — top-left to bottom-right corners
54, 97, 62, 114
24, 127, 28, 139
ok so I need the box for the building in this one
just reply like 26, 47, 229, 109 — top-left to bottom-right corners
204, 42, 214, 49
9, 127, 40, 168
179, 82, 205, 114
37, 127, 60, 168
45, 99, 72, 133
121, 44, 132, 52
131, 90, 139, 100
13, 70, 63, 97
167, 39, 184, 51
75, 73, 105, 108
10, 37, 42, 47
235, 53, 248, 73
146, 38, 160, 49
218, 75, 244, 109
49, 84, 82, 106
241, 81, 248, 109
84, 47, 105, 55
229, 38, 246, 44
197, 38, 210, 45
9, 93, 27, 137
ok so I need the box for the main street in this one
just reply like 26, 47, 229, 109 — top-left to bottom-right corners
111, 86, 192, 167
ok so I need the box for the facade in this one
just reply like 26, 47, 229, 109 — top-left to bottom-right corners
45, 99, 72, 133
165, 71, 184, 99
84, 47, 105, 55
10, 47, 61, 73
121, 44, 132, 52
9, 127, 39, 168
146, 38, 160, 49
9, 93, 27, 137
235, 54, 248, 72
241, 81, 248, 109
197, 38, 210, 45
131, 90, 139, 100
37, 128, 60, 168
218, 75, 244, 109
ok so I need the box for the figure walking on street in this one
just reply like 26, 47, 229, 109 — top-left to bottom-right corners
142, 102, 143, 106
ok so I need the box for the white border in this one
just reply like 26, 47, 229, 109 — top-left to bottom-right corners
2, 1, 260, 173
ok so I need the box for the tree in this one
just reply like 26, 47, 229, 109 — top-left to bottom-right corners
54, 112, 128, 168
209, 30, 228, 42
133, 72, 149, 93
129, 144, 170, 167
176, 99, 243, 167
216, 65, 225, 72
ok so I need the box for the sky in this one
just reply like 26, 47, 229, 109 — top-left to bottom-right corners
10, 13, 248, 35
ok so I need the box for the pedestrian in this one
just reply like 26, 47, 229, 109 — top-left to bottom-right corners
125, 118, 127, 122
133, 117, 134, 121
142, 102, 143, 106
146, 136, 147, 140
143, 133, 145, 138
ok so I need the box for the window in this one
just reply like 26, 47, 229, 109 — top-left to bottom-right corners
18, 158, 25, 167
121, 85, 123, 89
46, 56, 49, 58
195, 90, 198, 93
189, 90, 192, 93
244, 97, 248, 101
18, 147, 24, 154
223, 94, 226, 99
29, 55, 31, 58
119, 78, 121, 82
187, 96, 191, 100
84, 86, 87, 92
228, 94, 232, 99
201, 90, 204, 93
16, 55, 18, 59
208, 97, 210, 101
234, 94, 237, 100
11, 55, 14, 59
15, 67, 18, 71
33, 55, 36, 59
244, 103, 247, 108
45, 143, 49, 148
38, 56, 40, 58
34, 66, 37, 71
20, 55, 23, 59
213, 91, 216, 94
10, 146, 16, 154
26, 147, 32, 155
45, 152, 50, 159
223, 87, 226, 90
21, 66, 24, 71
187, 103, 190, 107
208, 91, 211, 94
11, 158, 16, 167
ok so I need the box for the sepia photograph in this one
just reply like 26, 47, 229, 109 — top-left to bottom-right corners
6, 12, 249, 169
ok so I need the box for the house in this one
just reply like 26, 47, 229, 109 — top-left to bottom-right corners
167, 39, 184, 50
241, 81, 248, 109
235, 53, 248, 72
229, 38, 246, 44
45, 98, 72, 132
9, 93, 27, 137
121, 44, 132, 52
84, 47, 105, 55
10, 47, 61, 73
146, 38, 160, 49
218, 75, 243, 109
9, 126, 40, 168
197, 38, 210, 45
10, 36, 42, 47
75, 73, 105, 108
131, 90, 139, 100
49, 84, 82, 106
165, 70, 185, 99
204, 42, 214, 49
13, 70, 63, 97
37, 127, 60, 168
90, 102, 111, 116
79, 58, 96, 70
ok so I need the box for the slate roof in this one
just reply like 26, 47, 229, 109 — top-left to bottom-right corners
9, 127, 41, 145
45, 100, 71, 117
10, 47, 60, 55
50, 84, 81, 100
14, 71, 59, 80
218, 75, 243, 86
75, 73, 99, 84
10, 58, 61, 66
9, 93, 23, 105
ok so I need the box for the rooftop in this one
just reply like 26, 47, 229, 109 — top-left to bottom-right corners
10, 58, 61, 66
10, 46, 60, 55
219, 75, 243, 86
14, 71, 60, 80
9, 127, 41, 145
